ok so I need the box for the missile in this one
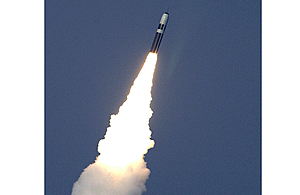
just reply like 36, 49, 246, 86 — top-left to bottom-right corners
150, 12, 169, 54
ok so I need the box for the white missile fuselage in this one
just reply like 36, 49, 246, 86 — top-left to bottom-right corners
150, 12, 169, 53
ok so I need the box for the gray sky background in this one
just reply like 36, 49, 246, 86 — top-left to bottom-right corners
46, 1, 261, 194
2, 1, 300, 195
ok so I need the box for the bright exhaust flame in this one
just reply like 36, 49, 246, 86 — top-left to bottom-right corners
72, 53, 158, 195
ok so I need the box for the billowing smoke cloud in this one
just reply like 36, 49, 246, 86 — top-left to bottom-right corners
72, 53, 158, 195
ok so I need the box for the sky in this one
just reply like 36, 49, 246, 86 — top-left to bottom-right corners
45, 0, 261, 194
1, 1, 299, 195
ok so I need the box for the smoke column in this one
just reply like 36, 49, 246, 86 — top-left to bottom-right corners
72, 52, 158, 195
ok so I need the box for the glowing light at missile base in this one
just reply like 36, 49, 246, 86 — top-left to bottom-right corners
71, 53, 158, 195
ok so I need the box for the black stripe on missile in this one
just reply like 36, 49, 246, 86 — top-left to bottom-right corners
150, 32, 163, 53
157, 24, 165, 30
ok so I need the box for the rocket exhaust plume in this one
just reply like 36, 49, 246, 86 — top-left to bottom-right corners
71, 53, 158, 195
72, 12, 168, 195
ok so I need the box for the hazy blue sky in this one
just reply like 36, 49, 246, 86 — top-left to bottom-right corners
46, 0, 261, 194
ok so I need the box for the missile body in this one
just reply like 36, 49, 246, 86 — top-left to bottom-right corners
150, 12, 169, 54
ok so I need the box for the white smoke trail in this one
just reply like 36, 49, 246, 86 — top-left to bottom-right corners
72, 52, 158, 195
